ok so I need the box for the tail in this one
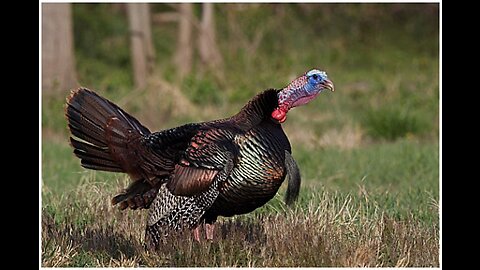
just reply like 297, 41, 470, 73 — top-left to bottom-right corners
65, 88, 151, 173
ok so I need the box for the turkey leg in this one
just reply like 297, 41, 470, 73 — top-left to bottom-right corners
193, 226, 202, 242
205, 223, 215, 240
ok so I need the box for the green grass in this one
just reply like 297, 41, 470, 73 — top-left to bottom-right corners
290, 140, 438, 223
42, 139, 439, 219
42, 3, 439, 267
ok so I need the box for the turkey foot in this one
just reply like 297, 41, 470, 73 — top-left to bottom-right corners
205, 223, 215, 240
192, 224, 214, 241
193, 226, 202, 242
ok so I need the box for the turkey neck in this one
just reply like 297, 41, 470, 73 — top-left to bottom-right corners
230, 89, 280, 130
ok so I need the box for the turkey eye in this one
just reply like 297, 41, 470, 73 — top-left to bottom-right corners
312, 74, 318, 80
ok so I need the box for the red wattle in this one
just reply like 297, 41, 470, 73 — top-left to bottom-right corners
271, 108, 287, 123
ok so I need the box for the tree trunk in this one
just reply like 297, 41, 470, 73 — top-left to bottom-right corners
174, 3, 193, 79
127, 3, 155, 89
198, 3, 223, 72
42, 3, 77, 92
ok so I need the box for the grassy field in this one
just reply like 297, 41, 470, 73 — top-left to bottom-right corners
41, 3, 439, 267
42, 139, 438, 267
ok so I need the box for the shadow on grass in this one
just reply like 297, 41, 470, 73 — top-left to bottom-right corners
77, 226, 139, 258
42, 212, 142, 266
218, 218, 267, 244
42, 210, 270, 266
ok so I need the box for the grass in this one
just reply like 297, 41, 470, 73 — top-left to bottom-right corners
41, 3, 439, 267
42, 138, 439, 267
42, 186, 438, 267
42, 176, 438, 267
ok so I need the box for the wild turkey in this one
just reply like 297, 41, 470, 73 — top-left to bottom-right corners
65, 68, 334, 247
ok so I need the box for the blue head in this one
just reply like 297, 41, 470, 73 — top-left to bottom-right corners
272, 68, 334, 123
305, 69, 332, 94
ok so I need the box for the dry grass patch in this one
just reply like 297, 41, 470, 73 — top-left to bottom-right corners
42, 180, 438, 267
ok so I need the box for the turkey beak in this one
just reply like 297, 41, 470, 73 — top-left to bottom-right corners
322, 79, 335, 92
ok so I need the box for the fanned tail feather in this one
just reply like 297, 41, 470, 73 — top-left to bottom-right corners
65, 87, 151, 173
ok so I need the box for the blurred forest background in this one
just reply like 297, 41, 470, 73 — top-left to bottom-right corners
43, 3, 438, 142
41, 3, 439, 267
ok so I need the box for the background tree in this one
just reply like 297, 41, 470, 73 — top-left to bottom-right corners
174, 3, 193, 79
42, 3, 77, 92
127, 3, 155, 89
198, 3, 223, 72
